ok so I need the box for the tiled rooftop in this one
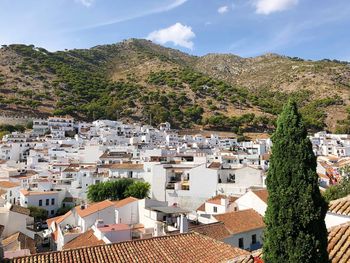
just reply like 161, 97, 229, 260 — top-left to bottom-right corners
189, 222, 231, 240
113, 197, 139, 208
328, 222, 350, 262
252, 189, 268, 204
329, 196, 350, 216
2, 232, 36, 255
63, 229, 105, 250
9, 232, 249, 263
208, 162, 221, 169
9, 205, 30, 216
75, 200, 115, 218
0, 181, 20, 189
214, 209, 265, 235
20, 189, 58, 196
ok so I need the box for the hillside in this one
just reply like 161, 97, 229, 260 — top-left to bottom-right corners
0, 39, 349, 133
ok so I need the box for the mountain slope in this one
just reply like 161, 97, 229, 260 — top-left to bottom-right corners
0, 39, 349, 132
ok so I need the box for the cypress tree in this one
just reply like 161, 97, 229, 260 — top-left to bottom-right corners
263, 100, 329, 263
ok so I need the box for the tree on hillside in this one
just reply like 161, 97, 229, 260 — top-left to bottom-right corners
263, 101, 329, 263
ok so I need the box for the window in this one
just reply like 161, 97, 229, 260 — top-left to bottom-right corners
252, 234, 257, 244
39, 200, 42, 206
213, 206, 217, 213
228, 174, 235, 183
46, 199, 49, 206
239, 238, 244, 249
51, 210, 54, 215
51, 198, 55, 205
9, 191, 12, 197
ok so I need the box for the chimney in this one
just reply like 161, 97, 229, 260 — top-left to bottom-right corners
179, 214, 188, 234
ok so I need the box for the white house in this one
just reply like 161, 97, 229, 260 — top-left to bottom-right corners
19, 189, 60, 217
0, 181, 21, 205
114, 197, 139, 225
0, 202, 35, 239
213, 209, 265, 251
235, 189, 268, 216
47, 200, 116, 250
196, 195, 238, 217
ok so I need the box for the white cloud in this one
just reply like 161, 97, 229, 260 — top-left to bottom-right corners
147, 22, 195, 49
218, 5, 229, 14
253, 0, 298, 15
75, 0, 94, 7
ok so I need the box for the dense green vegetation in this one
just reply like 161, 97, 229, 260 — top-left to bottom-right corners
0, 124, 26, 138
87, 178, 150, 202
249, 88, 342, 130
323, 166, 350, 202
335, 107, 350, 133
263, 101, 329, 262
28, 206, 48, 222
123, 181, 151, 199
0, 43, 344, 132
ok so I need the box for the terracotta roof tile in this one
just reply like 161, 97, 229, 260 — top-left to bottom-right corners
252, 189, 269, 203
63, 229, 105, 250
318, 173, 330, 180
113, 197, 139, 208
2, 232, 36, 254
0, 181, 20, 189
75, 200, 114, 218
328, 222, 350, 263
46, 215, 62, 227
10, 232, 249, 263
214, 209, 265, 235
197, 202, 206, 212
208, 162, 221, 169
10, 205, 30, 216
20, 190, 58, 196
329, 196, 350, 216
190, 222, 231, 240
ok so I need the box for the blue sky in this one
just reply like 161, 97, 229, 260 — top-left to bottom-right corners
0, 0, 349, 60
